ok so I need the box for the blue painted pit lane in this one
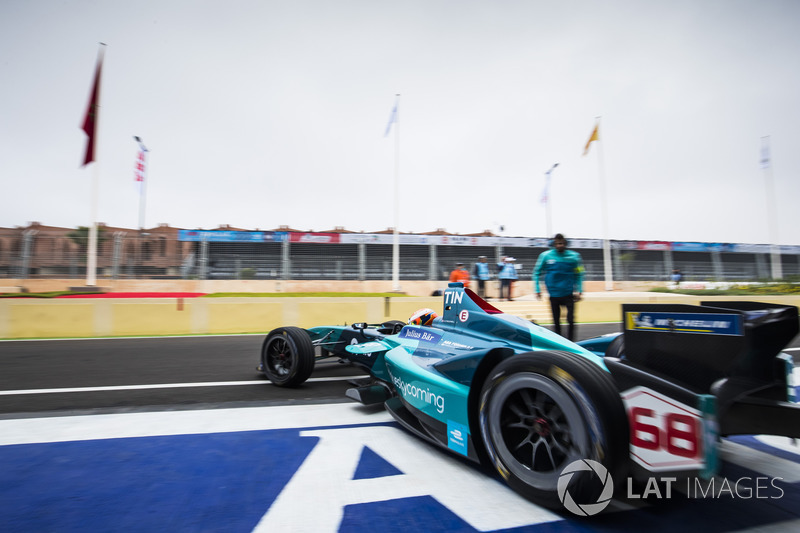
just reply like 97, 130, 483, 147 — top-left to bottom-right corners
0, 404, 799, 532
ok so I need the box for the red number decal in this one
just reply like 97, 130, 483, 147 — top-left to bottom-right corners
630, 407, 660, 450
629, 408, 701, 459
664, 412, 700, 458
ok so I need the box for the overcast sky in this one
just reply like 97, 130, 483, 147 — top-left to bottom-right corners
2, 0, 799, 245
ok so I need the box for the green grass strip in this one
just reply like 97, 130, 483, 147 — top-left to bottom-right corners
650, 285, 800, 296
0, 291, 77, 298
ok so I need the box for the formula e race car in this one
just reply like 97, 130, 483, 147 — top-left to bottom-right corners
258, 283, 800, 513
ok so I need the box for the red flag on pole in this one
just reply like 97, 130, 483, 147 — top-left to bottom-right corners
81, 46, 105, 166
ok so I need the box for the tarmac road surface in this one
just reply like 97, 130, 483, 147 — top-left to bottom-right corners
0, 323, 625, 417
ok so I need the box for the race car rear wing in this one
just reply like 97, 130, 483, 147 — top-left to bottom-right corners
598, 301, 799, 480
617, 300, 800, 440
620, 301, 798, 393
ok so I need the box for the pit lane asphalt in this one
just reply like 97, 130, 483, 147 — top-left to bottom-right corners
1, 323, 797, 417
0, 334, 363, 417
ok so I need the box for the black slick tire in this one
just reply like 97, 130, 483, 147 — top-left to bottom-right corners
478, 351, 628, 512
261, 327, 315, 387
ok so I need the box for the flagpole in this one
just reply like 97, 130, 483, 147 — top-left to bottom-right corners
85, 43, 106, 287
761, 136, 782, 280
543, 163, 558, 238
392, 94, 401, 292
594, 117, 613, 290
134, 136, 149, 281
134, 136, 149, 231
87, 161, 99, 286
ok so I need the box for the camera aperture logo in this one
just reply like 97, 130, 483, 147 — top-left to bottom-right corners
557, 459, 614, 516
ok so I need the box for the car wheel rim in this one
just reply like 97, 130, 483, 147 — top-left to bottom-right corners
486, 373, 588, 490
266, 337, 292, 377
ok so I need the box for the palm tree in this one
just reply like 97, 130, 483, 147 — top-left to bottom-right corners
67, 226, 108, 263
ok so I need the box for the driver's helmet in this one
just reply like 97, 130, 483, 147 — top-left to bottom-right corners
408, 308, 438, 326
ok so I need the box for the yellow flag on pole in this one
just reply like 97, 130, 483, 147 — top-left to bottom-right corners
583, 123, 599, 156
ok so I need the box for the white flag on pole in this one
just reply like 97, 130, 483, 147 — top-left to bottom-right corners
540, 164, 558, 205
384, 98, 398, 137
760, 136, 770, 169
540, 170, 552, 204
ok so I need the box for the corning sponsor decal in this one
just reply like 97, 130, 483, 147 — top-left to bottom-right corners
392, 375, 445, 414
625, 312, 742, 335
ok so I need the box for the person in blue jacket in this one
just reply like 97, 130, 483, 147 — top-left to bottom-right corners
533, 233, 584, 340
497, 256, 518, 301
472, 256, 491, 298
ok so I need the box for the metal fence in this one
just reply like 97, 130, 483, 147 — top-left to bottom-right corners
2, 228, 798, 282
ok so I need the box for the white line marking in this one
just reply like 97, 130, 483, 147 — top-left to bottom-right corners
753, 435, 800, 457
0, 403, 395, 445
720, 439, 800, 482
736, 520, 800, 533
0, 375, 366, 396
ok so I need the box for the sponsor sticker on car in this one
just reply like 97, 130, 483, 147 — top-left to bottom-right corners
447, 420, 469, 456
399, 327, 443, 344
625, 312, 743, 335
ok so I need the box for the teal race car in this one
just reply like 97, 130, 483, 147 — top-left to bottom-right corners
258, 283, 800, 514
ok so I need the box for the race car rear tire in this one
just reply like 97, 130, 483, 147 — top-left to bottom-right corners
478, 351, 628, 513
261, 327, 316, 387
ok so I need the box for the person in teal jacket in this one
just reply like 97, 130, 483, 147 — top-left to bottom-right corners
533, 233, 584, 340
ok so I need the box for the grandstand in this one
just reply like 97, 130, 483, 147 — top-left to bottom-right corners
2, 222, 798, 282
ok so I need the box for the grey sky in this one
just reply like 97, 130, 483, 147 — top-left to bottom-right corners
2, 0, 798, 244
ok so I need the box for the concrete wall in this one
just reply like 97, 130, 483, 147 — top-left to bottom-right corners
1, 278, 665, 296
0, 296, 441, 339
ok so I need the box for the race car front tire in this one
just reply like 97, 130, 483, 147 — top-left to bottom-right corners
478, 351, 628, 513
261, 327, 316, 387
